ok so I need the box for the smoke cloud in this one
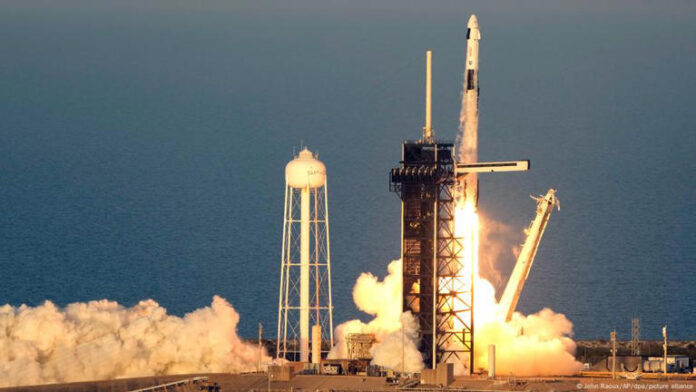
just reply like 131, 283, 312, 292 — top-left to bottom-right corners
329, 228, 582, 376
470, 212, 583, 376
0, 296, 269, 387
329, 259, 424, 372
478, 211, 521, 291
475, 307, 583, 376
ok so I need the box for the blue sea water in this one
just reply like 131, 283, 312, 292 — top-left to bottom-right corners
0, 0, 694, 340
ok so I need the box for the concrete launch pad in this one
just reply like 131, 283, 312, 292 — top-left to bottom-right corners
4, 373, 696, 392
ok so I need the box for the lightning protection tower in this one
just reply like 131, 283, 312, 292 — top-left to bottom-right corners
277, 147, 334, 363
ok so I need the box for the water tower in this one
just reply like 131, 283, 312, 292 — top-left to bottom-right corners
276, 147, 334, 362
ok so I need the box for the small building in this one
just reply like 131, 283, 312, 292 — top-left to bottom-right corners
592, 355, 691, 374
420, 363, 454, 387
320, 358, 370, 375
590, 356, 643, 372
346, 333, 376, 360
644, 356, 690, 373
268, 364, 295, 381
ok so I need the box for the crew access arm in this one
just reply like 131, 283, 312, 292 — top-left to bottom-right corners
499, 189, 559, 322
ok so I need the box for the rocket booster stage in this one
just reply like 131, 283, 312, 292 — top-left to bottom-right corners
459, 15, 482, 206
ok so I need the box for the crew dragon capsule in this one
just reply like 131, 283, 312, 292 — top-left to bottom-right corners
465, 14, 481, 93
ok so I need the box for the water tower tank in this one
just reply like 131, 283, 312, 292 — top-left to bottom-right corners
285, 148, 326, 189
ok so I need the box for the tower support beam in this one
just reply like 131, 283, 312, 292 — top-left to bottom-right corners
390, 141, 470, 369
300, 187, 310, 362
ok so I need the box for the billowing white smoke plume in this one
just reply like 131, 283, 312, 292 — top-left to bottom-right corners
478, 212, 521, 293
468, 211, 583, 376
328, 223, 582, 376
329, 260, 424, 372
475, 307, 582, 376
0, 296, 269, 387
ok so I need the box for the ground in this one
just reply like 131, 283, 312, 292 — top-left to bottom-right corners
2, 373, 696, 392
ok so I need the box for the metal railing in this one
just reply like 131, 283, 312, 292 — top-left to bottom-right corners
127, 376, 210, 392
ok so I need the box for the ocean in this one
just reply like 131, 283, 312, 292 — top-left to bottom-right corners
0, 0, 694, 340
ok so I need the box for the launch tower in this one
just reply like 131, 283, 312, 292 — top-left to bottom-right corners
277, 148, 334, 362
390, 51, 472, 369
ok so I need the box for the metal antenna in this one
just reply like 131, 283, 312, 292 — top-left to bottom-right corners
663, 325, 668, 374
631, 317, 641, 356
258, 322, 263, 372
610, 330, 617, 379
423, 50, 433, 142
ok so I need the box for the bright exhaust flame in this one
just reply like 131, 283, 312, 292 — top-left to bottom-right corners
452, 200, 498, 328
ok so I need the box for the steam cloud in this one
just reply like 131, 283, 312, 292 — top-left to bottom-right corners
476, 307, 582, 376
0, 295, 268, 387
469, 212, 583, 376
328, 259, 424, 372
478, 212, 522, 294
330, 213, 582, 376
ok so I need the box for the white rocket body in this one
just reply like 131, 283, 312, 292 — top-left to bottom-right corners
465, 15, 481, 74
460, 15, 481, 206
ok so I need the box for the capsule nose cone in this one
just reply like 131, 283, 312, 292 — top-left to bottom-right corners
467, 14, 479, 29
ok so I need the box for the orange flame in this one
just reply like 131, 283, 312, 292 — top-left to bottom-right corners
453, 200, 500, 328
